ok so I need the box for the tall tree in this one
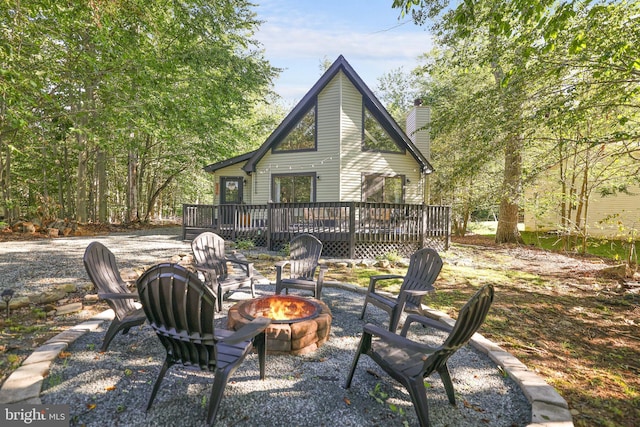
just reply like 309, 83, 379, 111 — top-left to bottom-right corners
1, 0, 279, 224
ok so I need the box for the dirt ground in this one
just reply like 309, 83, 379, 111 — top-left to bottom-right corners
1, 228, 638, 427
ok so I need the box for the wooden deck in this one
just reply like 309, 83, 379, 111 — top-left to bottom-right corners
182, 202, 451, 258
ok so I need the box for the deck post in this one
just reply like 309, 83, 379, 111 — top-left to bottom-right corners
421, 204, 428, 249
267, 203, 272, 251
348, 202, 356, 259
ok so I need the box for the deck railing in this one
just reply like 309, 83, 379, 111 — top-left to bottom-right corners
182, 202, 451, 258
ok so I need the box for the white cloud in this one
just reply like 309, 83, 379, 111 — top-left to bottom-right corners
252, 1, 433, 103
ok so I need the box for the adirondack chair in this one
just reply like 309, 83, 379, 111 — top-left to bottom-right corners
345, 284, 495, 427
274, 233, 327, 298
83, 241, 146, 352
191, 231, 255, 311
360, 247, 443, 332
136, 263, 271, 426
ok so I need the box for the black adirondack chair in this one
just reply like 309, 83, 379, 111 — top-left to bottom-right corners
136, 263, 271, 426
191, 231, 255, 311
275, 233, 327, 298
83, 241, 146, 352
360, 247, 443, 332
345, 284, 495, 427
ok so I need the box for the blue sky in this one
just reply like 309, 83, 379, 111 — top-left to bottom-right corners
251, 0, 433, 104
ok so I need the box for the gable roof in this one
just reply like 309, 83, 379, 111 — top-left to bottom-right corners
241, 55, 433, 174
203, 150, 255, 173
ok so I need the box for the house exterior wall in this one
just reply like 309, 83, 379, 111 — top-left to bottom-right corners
524, 180, 640, 239
212, 70, 426, 205
338, 74, 424, 203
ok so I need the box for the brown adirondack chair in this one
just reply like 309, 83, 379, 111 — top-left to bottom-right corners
83, 241, 146, 352
345, 284, 495, 427
191, 231, 255, 311
275, 233, 327, 298
360, 247, 443, 332
136, 263, 271, 426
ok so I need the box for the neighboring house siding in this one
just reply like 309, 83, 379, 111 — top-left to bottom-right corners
525, 181, 640, 238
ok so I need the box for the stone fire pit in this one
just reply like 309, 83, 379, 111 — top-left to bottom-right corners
227, 295, 332, 355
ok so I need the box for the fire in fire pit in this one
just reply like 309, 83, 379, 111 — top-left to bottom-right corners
238, 295, 320, 323
228, 295, 332, 355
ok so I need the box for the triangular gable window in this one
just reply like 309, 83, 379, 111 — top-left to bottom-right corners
274, 105, 316, 152
362, 108, 402, 153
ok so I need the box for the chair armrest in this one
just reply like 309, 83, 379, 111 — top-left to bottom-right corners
275, 260, 291, 284
400, 314, 453, 337
363, 322, 432, 354
275, 260, 290, 269
221, 317, 272, 345
367, 274, 405, 292
318, 264, 328, 283
397, 289, 433, 304
225, 257, 253, 277
98, 292, 139, 300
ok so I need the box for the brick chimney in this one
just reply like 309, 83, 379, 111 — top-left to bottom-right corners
405, 98, 430, 161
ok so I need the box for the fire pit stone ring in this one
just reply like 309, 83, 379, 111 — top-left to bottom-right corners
227, 295, 332, 355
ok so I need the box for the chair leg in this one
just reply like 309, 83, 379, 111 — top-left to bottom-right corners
217, 285, 223, 312
146, 358, 172, 412
406, 377, 431, 427
249, 279, 256, 298
438, 365, 456, 405
254, 332, 267, 379
100, 319, 124, 352
389, 307, 401, 333
344, 332, 371, 388
359, 300, 368, 320
206, 368, 232, 426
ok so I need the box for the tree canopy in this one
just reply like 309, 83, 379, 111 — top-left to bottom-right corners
391, 0, 639, 244
1, 0, 280, 224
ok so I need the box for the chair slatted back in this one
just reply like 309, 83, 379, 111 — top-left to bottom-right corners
424, 284, 494, 374
191, 232, 228, 278
136, 263, 218, 370
83, 241, 137, 320
288, 234, 323, 280
400, 248, 443, 307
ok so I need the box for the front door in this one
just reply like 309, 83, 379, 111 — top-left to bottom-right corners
220, 177, 244, 228
220, 177, 243, 204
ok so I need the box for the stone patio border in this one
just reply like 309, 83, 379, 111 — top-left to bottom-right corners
0, 279, 573, 426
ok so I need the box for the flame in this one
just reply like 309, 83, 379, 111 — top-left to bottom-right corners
252, 296, 316, 321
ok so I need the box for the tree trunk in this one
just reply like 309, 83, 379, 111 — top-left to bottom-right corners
127, 148, 139, 223
97, 148, 107, 223
76, 143, 88, 223
495, 135, 524, 244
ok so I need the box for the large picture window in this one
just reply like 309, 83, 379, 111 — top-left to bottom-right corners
362, 108, 402, 153
274, 106, 316, 152
272, 174, 315, 203
363, 174, 405, 203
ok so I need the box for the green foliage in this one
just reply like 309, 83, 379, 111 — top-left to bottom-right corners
520, 231, 638, 265
369, 382, 408, 422
0, 0, 280, 223
391, 0, 640, 243
235, 239, 255, 251
278, 243, 290, 257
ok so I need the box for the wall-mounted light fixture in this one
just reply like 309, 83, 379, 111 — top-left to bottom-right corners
406, 178, 411, 184
316, 175, 320, 180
